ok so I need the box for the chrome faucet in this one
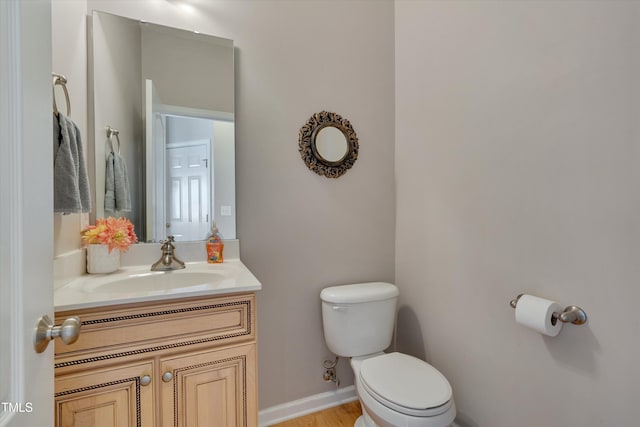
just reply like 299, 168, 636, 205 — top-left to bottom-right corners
151, 236, 185, 271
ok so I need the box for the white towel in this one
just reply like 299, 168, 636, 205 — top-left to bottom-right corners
53, 113, 91, 213
104, 150, 131, 213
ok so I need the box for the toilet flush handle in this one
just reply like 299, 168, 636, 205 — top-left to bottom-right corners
331, 305, 348, 312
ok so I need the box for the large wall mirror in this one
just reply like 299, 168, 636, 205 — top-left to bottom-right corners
90, 11, 235, 242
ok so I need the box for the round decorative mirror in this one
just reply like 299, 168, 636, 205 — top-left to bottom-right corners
298, 111, 359, 178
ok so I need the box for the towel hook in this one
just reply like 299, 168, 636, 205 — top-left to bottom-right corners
52, 73, 71, 117
106, 126, 120, 154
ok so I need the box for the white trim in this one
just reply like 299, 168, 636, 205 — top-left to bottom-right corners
157, 103, 234, 122
258, 386, 358, 427
166, 138, 210, 149
0, 1, 23, 423
256, 386, 462, 427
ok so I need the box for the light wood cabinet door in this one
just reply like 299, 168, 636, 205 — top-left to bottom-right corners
160, 343, 257, 427
55, 360, 155, 427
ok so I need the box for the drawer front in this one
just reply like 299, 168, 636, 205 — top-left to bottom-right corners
55, 293, 255, 370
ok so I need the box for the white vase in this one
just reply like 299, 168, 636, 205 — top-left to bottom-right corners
86, 244, 120, 274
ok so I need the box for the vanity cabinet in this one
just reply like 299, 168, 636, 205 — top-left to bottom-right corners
54, 292, 257, 427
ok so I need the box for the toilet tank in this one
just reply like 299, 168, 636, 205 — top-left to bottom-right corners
320, 282, 399, 357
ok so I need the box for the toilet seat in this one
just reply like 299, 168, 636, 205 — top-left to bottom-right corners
359, 352, 453, 417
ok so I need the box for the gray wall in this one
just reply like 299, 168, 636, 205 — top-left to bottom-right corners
395, 1, 640, 426
52, 0, 89, 255
84, 0, 396, 409
141, 25, 234, 113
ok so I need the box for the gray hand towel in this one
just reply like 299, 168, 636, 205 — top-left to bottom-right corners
105, 150, 132, 213
53, 113, 91, 213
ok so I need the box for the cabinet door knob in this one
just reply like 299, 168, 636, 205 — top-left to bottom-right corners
162, 371, 173, 382
140, 375, 152, 386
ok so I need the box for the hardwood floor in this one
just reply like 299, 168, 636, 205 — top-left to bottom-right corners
269, 401, 362, 427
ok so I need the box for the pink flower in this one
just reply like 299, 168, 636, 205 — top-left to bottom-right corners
81, 217, 138, 253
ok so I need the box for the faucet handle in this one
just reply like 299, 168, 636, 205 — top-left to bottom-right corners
160, 235, 176, 250
161, 236, 176, 245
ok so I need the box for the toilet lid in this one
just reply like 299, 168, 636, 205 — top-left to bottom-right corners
360, 353, 452, 414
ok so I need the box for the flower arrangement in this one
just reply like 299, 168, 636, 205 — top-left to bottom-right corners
81, 217, 138, 252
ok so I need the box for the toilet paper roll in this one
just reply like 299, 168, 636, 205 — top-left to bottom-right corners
515, 294, 563, 336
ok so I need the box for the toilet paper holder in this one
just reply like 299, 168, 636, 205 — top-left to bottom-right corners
510, 294, 588, 325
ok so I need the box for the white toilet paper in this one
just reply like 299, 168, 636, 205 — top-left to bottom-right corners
515, 294, 563, 336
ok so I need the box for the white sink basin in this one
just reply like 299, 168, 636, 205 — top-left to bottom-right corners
85, 271, 229, 295
55, 260, 261, 311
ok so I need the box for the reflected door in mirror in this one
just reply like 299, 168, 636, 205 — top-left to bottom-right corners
167, 140, 211, 241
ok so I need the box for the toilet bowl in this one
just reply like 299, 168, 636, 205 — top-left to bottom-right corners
352, 353, 455, 427
320, 282, 456, 427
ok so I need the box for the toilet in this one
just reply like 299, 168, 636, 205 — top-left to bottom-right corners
320, 282, 456, 427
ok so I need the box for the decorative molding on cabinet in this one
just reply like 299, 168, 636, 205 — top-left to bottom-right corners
171, 355, 247, 427
55, 334, 248, 369
55, 376, 142, 427
79, 300, 251, 327
55, 297, 254, 369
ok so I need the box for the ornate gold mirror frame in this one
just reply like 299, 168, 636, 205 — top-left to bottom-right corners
298, 111, 359, 178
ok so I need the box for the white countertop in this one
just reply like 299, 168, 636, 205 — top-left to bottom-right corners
55, 259, 262, 312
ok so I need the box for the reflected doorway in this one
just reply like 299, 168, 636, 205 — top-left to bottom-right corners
167, 137, 211, 241
145, 79, 235, 242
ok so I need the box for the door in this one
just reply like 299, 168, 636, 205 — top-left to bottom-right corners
0, 1, 55, 426
55, 361, 155, 427
166, 140, 212, 241
159, 344, 257, 427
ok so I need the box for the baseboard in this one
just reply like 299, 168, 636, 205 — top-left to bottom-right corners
258, 385, 358, 427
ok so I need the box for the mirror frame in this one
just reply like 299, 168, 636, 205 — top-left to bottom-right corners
298, 111, 359, 178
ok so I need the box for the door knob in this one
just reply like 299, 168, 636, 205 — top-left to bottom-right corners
34, 315, 81, 353
162, 371, 173, 382
140, 375, 152, 386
